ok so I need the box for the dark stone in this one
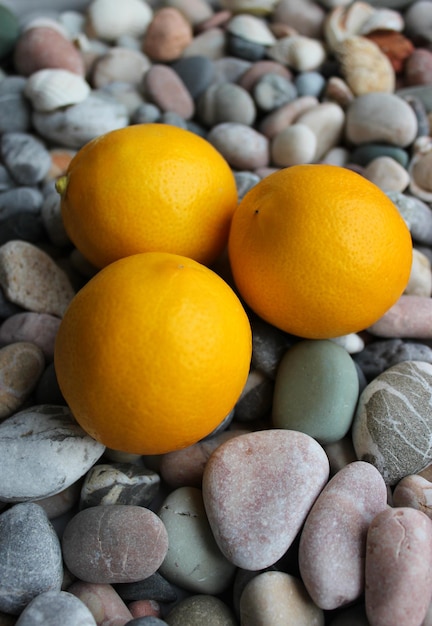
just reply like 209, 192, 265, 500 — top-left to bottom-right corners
115, 572, 178, 604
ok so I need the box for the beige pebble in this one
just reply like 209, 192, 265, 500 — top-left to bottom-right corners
259, 95, 318, 139
271, 123, 317, 166
337, 35, 395, 96
227, 14, 276, 45
271, 0, 326, 39
363, 156, 410, 193
0, 312, 61, 361
0, 342, 45, 421
296, 101, 345, 161
405, 248, 432, 298
409, 146, 432, 203
163, 0, 214, 27
0, 241, 75, 317
91, 47, 151, 87
345, 92, 418, 147
268, 35, 327, 72
86, 0, 153, 41
207, 122, 269, 170
197, 83, 256, 127
324, 76, 355, 109
365, 507, 432, 626
393, 474, 432, 520
142, 7, 193, 62
367, 294, 432, 338
142, 64, 194, 120
182, 27, 227, 60
240, 571, 324, 626
320, 146, 350, 166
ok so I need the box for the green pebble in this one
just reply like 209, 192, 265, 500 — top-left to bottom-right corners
0, 5, 19, 60
272, 339, 359, 445
350, 143, 409, 168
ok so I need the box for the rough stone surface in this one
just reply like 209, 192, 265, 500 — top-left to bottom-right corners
0, 503, 63, 615
62, 504, 169, 584
202, 429, 329, 570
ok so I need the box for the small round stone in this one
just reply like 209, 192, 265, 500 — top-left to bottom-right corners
0, 187, 44, 219
270, 123, 317, 166
197, 83, 256, 127
0, 132, 51, 186
350, 144, 409, 168
142, 7, 193, 62
114, 572, 178, 604
0, 341, 45, 420
0, 76, 32, 133
0, 503, 63, 615
252, 73, 297, 111
387, 190, 432, 246
67, 581, 133, 625
13, 26, 85, 76
142, 64, 194, 120
352, 360, 432, 484
363, 156, 410, 192
165, 595, 237, 626
273, 339, 359, 445
294, 71, 326, 97
367, 295, 432, 339
295, 101, 345, 161
14, 591, 97, 626
171, 55, 215, 99
207, 122, 269, 170
62, 505, 169, 584
353, 338, 432, 381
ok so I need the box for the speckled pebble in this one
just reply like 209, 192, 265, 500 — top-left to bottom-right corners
272, 339, 359, 445
0, 503, 63, 615
0, 341, 45, 420
0, 132, 51, 186
142, 7, 193, 63
62, 504, 169, 584
365, 507, 432, 626
13, 26, 85, 76
0, 312, 60, 360
158, 486, 236, 594
0, 240, 75, 316
80, 462, 160, 508
299, 461, 387, 610
67, 581, 133, 626
393, 474, 432, 519
207, 122, 269, 170
352, 361, 432, 484
14, 590, 97, 626
240, 571, 324, 626
0, 404, 105, 502
368, 294, 432, 338
337, 36, 395, 96
165, 595, 236, 626
142, 64, 194, 120
197, 83, 256, 127
202, 429, 329, 570
353, 338, 432, 381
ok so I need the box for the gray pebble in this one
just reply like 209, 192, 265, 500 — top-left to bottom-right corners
0, 404, 105, 502
253, 73, 297, 111
352, 361, 432, 485
80, 462, 160, 509
294, 71, 326, 98
0, 132, 51, 186
159, 111, 188, 129
353, 338, 432, 381
0, 164, 15, 191
227, 34, 266, 62
171, 55, 215, 100
403, 95, 431, 137
0, 341, 45, 420
0, 240, 75, 317
115, 572, 178, 604
0, 284, 23, 318
14, 590, 97, 626
165, 595, 237, 626
234, 369, 274, 422
0, 76, 32, 133
250, 316, 295, 379
0, 187, 43, 219
0, 502, 63, 615
32, 94, 128, 149
387, 190, 432, 246
0, 311, 61, 360
207, 122, 269, 170
197, 83, 256, 127
234, 171, 260, 200
35, 362, 65, 406
41, 191, 70, 248
0, 212, 44, 245
351, 144, 409, 169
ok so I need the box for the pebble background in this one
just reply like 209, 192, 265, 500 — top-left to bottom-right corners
0, 0, 432, 624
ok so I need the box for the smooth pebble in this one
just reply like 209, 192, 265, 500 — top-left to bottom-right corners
171, 55, 215, 100
0, 341, 45, 420
405, 247, 432, 297
13, 26, 85, 76
0, 503, 63, 615
393, 474, 432, 519
86, 0, 153, 41
91, 47, 151, 88
0, 312, 61, 360
158, 486, 236, 594
239, 571, 324, 626
259, 94, 319, 139
14, 590, 97, 626
295, 101, 345, 161
165, 595, 236, 626
62, 504, 169, 584
0, 404, 105, 502
202, 429, 329, 570
0, 77, 32, 133
298, 461, 387, 610
353, 338, 432, 381
363, 155, 410, 192
207, 122, 269, 169
252, 73, 297, 111
115, 572, 178, 604
142, 64, 194, 120
197, 83, 256, 127
272, 339, 359, 445
352, 361, 432, 484
365, 507, 432, 626
142, 7, 193, 62
387, 190, 432, 246
368, 294, 432, 338
0, 240, 75, 316
0, 132, 51, 186
67, 581, 133, 625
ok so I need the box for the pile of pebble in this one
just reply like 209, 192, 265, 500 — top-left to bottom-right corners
0, 0, 432, 624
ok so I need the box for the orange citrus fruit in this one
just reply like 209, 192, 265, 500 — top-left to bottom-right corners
55, 124, 238, 269
54, 251, 252, 454
228, 164, 412, 339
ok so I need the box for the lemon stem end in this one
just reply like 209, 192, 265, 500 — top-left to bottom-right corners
55, 174, 69, 196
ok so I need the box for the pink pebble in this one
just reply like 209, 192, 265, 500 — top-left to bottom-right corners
13, 27, 85, 77
367, 295, 432, 338
142, 64, 194, 120
68, 581, 133, 626
365, 507, 432, 626
128, 599, 161, 618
